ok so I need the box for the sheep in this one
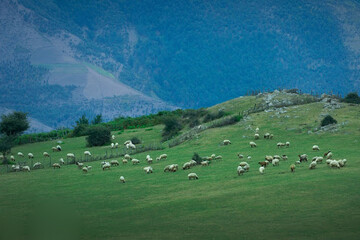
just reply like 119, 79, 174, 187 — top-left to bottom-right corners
249, 141, 257, 148
295, 161, 301, 165
131, 159, 140, 165
338, 159, 346, 167
201, 160, 209, 166
43, 152, 50, 158
82, 167, 88, 173
164, 165, 171, 172
259, 166, 265, 174
126, 143, 136, 149
237, 166, 245, 176
265, 155, 273, 162
239, 162, 249, 167
56, 145, 62, 151
53, 163, 61, 169
290, 164, 295, 172
119, 176, 125, 183
159, 154, 168, 161
309, 161, 317, 169
324, 151, 333, 159
10, 155, 15, 161
223, 139, 231, 145
84, 151, 91, 156
59, 158, 65, 165
203, 156, 212, 161
110, 160, 119, 166
76, 162, 84, 169
188, 173, 199, 180
102, 162, 111, 170
281, 155, 288, 160
169, 164, 178, 172
285, 142, 290, 148
312, 145, 320, 151
52, 147, 60, 152
66, 153, 75, 159
182, 162, 191, 170
243, 163, 250, 172
247, 155, 252, 161
215, 155, 223, 160
86, 165, 92, 170
273, 155, 281, 160
258, 161, 268, 167
124, 140, 132, 145
17, 152, 24, 157
11, 165, 20, 171
111, 143, 115, 149
264, 133, 270, 139
146, 155, 153, 164
112, 135, 115, 140
255, 127, 259, 133
189, 160, 197, 166
143, 166, 153, 174
210, 154, 216, 160
33, 162, 42, 169
298, 154, 308, 162
28, 153, 34, 159
272, 159, 280, 166
277, 142, 286, 148
237, 154, 244, 159
21, 166, 31, 172
254, 133, 260, 140
326, 159, 332, 165
329, 160, 340, 169
124, 154, 132, 160
313, 156, 323, 164
115, 142, 119, 148
0, 154, 3, 160
122, 159, 128, 164
269, 134, 274, 139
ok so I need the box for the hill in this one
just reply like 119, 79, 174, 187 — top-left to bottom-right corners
0, 92, 359, 239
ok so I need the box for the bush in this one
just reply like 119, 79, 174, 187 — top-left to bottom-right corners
321, 115, 337, 127
342, 92, 360, 104
72, 124, 88, 137
192, 152, 202, 165
162, 116, 183, 141
208, 115, 242, 128
86, 126, 111, 147
130, 136, 142, 144
203, 110, 226, 123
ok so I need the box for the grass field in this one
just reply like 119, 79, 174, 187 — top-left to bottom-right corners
1, 96, 359, 240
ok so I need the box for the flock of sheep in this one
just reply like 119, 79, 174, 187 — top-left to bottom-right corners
3, 129, 347, 183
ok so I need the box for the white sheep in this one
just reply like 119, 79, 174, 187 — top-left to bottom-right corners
243, 163, 250, 172
111, 143, 115, 149
131, 159, 140, 165
110, 160, 119, 166
264, 133, 270, 139
43, 152, 50, 158
17, 152, 24, 157
188, 173, 199, 180
119, 176, 125, 183
124, 140, 132, 145
124, 154, 132, 160
254, 133, 260, 140
28, 153, 34, 159
82, 167, 88, 173
201, 160, 209, 166
259, 166, 265, 174
143, 166, 153, 174
277, 142, 286, 148
53, 163, 61, 169
147, 158, 153, 164
265, 155, 273, 162
247, 155, 252, 161
210, 154, 216, 160
59, 158, 65, 165
295, 161, 301, 165
33, 162, 42, 169
182, 162, 191, 170
329, 160, 340, 168
122, 159, 128, 164
112, 135, 115, 140
285, 142, 290, 147
273, 155, 281, 160
67, 153, 75, 159
159, 154, 168, 161
272, 159, 280, 166
237, 166, 245, 176
22, 166, 30, 172
102, 162, 111, 170
281, 155, 288, 160
76, 162, 84, 169
169, 164, 178, 172
52, 147, 60, 152
164, 165, 171, 172
312, 145, 320, 151
189, 160, 197, 166
115, 142, 119, 148
84, 151, 91, 156
126, 143, 136, 149
309, 161, 317, 169
223, 139, 231, 145
326, 159, 332, 165
9, 155, 15, 161
11, 165, 20, 171
239, 162, 249, 167
313, 156, 323, 164
215, 155, 223, 160
324, 150, 333, 159
86, 165, 92, 170
238, 154, 244, 159
250, 141, 257, 148
255, 127, 259, 133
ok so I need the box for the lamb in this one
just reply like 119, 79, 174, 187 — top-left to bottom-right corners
324, 151, 333, 159
237, 154, 244, 159
112, 135, 115, 140
110, 160, 119, 166
11, 165, 20, 171
247, 155, 252, 161
164, 165, 171, 172
250, 141, 257, 148
264, 133, 270, 139
143, 166, 153, 174
52, 147, 60, 152
290, 164, 295, 172
295, 161, 301, 165
33, 162, 42, 169
255, 127, 259, 133
272, 159, 280, 166
159, 154, 168, 161
189, 160, 197, 166
17, 152, 24, 157
115, 143, 119, 148
182, 162, 191, 170
223, 139, 231, 145
122, 159, 128, 164
329, 160, 340, 169
169, 164, 179, 172
265, 155, 273, 162
131, 159, 140, 165
21, 166, 30, 172
312, 145, 320, 151
237, 166, 245, 176
298, 154, 308, 162
188, 173, 199, 180
313, 156, 323, 164
10, 155, 15, 161
82, 167, 89, 173
126, 143, 136, 149
277, 142, 286, 148
338, 159, 346, 167
84, 151, 91, 156
258, 161, 268, 167
102, 162, 111, 170
111, 143, 115, 149
269, 134, 274, 139
28, 153, 34, 159
285, 142, 290, 147
309, 161, 317, 169
53, 163, 61, 169
215, 155, 223, 160
259, 166, 265, 174
201, 160, 209, 166
124, 154, 132, 160
43, 152, 50, 158
119, 176, 125, 183
124, 140, 132, 145
281, 155, 288, 160
76, 162, 84, 169
273, 155, 281, 160
147, 158, 153, 164
254, 133, 260, 140
239, 162, 249, 167
66, 153, 75, 159
59, 158, 65, 165
243, 163, 250, 172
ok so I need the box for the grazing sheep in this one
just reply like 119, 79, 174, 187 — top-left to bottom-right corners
272, 159, 280, 166
122, 159, 128, 164
124, 140, 132, 145
273, 155, 281, 160
254, 133, 260, 140
237, 166, 245, 176
277, 142, 286, 148
21, 166, 30, 172
11, 165, 20, 171
237, 154, 244, 159
115, 143, 119, 148
56, 145, 62, 151
239, 162, 249, 167
66, 153, 75, 159
338, 159, 346, 167
124, 154, 132, 160
53, 163, 61, 169
255, 127, 259, 133
259, 166, 265, 174
82, 167, 88, 173
313, 157, 323, 164
143, 166, 153, 174
189, 160, 197, 166
329, 160, 340, 169
223, 139, 231, 145
159, 154, 168, 161
131, 159, 140, 165
247, 155, 252, 161
164, 165, 171, 172
202, 156, 212, 161
281, 155, 288, 160
119, 176, 125, 183
52, 147, 60, 152
76, 162, 84, 169
169, 164, 179, 172
215, 155, 223, 160
110, 160, 119, 166
182, 162, 191, 170
59, 158, 65, 165
0, 154, 3, 160
17, 152, 24, 157
324, 151, 333, 159
309, 161, 317, 169
295, 160, 301, 165
147, 158, 153, 164
269, 134, 274, 139
258, 161, 268, 167
126, 143, 136, 149
265, 155, 273, 162
86, 166, 92, 170
290, 164, 295, 172
188, 173, 199, 180
249, 141, 257, 148
210, 154, 216, 160
264, 133, 270, 139
33, 162, 42, 169
243, 163, 250, 172
111, 143, 115, 149
10, 155, 15, 161
43, 152, 50, 158
285, 142, 290, 147
84, 151, 91, 156
312, 145, 320, 151
298, 154, 308, 162
326, 159, 332, 165
201, 160, 209, 166
28, 153, 34, 159
102, 162, 111, 170
112, 135, 115, 140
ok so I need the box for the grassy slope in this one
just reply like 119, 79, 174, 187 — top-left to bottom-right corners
0, 98, 359, 240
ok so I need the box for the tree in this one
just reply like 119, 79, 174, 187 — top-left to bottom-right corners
91, 114, 103, 125
0, 111, 29, 136
342, 92, 360, 104
0, 135, 16, 163
76, 114, 89, 125
86, 126, 111, 147
162, 116, 183, 141
321, 115, 337, 127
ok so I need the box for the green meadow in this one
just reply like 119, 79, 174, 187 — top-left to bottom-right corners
1, 97, 359, 240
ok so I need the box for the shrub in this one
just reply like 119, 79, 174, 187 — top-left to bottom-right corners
130, 136, 142, 144
162, 116, 183, 141
192, 152, 202, 165
342, 92, 360, 104
208, 115, 242, 128
203, 110, 226, 123
86, 126, 111, 147
72, 124, 88, 137
321, 115, 337, 127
